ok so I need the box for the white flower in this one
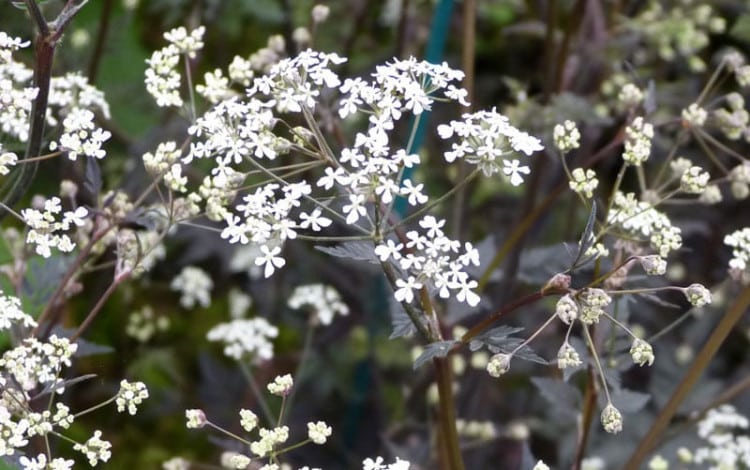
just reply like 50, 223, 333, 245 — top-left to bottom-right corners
394, 276, 422, 303
73, 430, 112, 466
207, 317, 278, 362
532, 461, 550, 470
170, 266, 213, 308
630, 339, 655, 366
288, 284, 349, 325
684, 283, 711, 307
267, 374, 293, 396
307, 421, 332, 444
185, 409, 207, 429
239, 409, 258, 432
486, 353, 511, 377
298, 208, 332, 231
255, 244, 286, 278
557, 342, 582, 369
553, 120, 581, 152
116, 380, 149, 415
601, 403, 623, 434
374, 239, 403, 262
502, 159, 531, 186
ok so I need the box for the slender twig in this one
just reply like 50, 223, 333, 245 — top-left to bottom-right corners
70, 271, 131, 342
87, 0, 114, 83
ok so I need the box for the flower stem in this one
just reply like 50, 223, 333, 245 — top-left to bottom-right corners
433, 356, 465, 470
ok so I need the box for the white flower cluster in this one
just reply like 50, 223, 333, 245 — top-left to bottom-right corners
170, 265, 213, 308
288, 283, 349, 325
0, 335, 77, 391
267, 373, 293, 396
0, 292, 37, 330
622, 117, 654, 166
73, 430, 112, 466
0, 32, 30, 62
145, 26, 206, 107
578, 288, 612, 324
362, 457, 411, 470
679, 166, 710, 194
725, 227, 750, 283
569, 168, 598, 198
554, 120, 581, 153
307, 421, 332, 444
0, 34, 36, 142
22, 196, 87, 258
601, 403, 623, 434
375, 216, 482, 306
557, 342, 582, 369
694, 405, 750, 469
18, 453, 73, 470
714, 93, 748, 141
206, 317, 279, 362
116, 380, 149, 415
682, 103, 708, 127
606, 191, 682, 257
126, 305, 170, 342
0, 144, 18, 175
48, 72, 111, 121
438, 108, 543, 183
250, 426, 289, 458
50, 107, 111, 160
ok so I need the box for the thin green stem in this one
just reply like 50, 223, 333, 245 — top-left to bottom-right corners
206, 421, 252, 446
71, 271, 130, 342
583, 325, 611, 403
74, 396, 117, 418
238, 362, 275, 426
392, 168, 481, 230
184, 53, 197, 123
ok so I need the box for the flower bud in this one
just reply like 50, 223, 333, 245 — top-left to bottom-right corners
486, 353, 511, 378
684, 283, 711, 307
543, 273, 571, 292
639, 255, 667, 275
629, 338, 655, 366
601, 403, 623, 434
555, 294, 578, 324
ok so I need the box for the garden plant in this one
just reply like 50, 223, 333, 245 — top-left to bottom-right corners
1, 1, 750, 469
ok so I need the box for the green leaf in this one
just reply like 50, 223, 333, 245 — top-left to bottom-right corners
413, 341, 457, 369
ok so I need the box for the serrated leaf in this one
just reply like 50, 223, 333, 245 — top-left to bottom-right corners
21, 256, 74, 316
611, 388, 650, 413
389, 299, 417, 339
571, 201, 597, 269
511, 343, 549, 365
469, 325, 525, 350
531, 376, 582, 414
315, 241, 379, 264
413, 340, 457, 369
